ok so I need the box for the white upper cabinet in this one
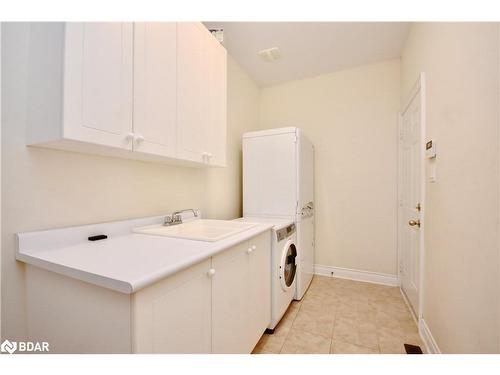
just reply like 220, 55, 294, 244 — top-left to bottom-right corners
26, 22, 227, 167
133, 23, 177, 158
177, 23, 227, 167
64, 23, 134, 149
26, 23, 134, 151
177, 23, 209, 164
205, 30, 227, 167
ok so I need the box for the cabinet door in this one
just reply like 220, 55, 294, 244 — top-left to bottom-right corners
247, 231, 272, 347
63, 23, 134, 149
176, 22, 208, 163
211, 242, 251, 353
205, 32, 227, 167
132, 259, 212, 354
133, 22, 177, 157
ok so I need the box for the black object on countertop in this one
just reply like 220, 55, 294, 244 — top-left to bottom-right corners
88, 234, 108, 242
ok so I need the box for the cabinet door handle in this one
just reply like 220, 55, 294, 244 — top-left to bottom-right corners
247, 248, 253, 254
135, 134, 145, 143
207, 152, 213, 158
126, 132, 135, 141
251, 245, 256, 250
207, 268, 216, 277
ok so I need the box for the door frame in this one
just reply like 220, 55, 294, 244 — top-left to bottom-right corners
0, 22, 3, 340
397, 73, 426, 322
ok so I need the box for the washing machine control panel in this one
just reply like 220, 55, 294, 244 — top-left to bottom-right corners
276, 223, 296, 241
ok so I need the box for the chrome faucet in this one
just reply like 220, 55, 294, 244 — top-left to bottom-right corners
164, 209, 199, 226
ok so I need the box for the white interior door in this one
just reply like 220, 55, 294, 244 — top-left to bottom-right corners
399, 79, 424, 316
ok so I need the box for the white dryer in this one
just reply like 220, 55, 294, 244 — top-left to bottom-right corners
235, 217, 297, 331
242, 127, 314, 300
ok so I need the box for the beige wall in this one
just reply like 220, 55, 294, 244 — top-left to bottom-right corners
401, 23, 499, 353
259, 60, 400, 276
4, 22, 500, 354
0, 23, 260, 340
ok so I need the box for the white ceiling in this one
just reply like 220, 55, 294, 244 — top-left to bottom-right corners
203, 22, 411, 87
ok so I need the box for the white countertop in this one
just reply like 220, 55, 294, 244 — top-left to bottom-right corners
235, 216, 294, 231
16, 215, 273, 294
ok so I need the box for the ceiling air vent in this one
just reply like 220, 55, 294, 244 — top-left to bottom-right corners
258, 47, 282, 62
209, 29, 224, 44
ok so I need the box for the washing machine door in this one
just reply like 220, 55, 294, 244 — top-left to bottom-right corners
279, 240, 297, 291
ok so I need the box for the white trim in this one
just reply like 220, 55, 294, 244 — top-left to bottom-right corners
419, 318, 441, 354
0, 22, 2, 341
401, 73, 422, 114
314, 264, 399, 287
242, 126, 296, 139
498, 24, 500, 360
397, 112, 403, 295
418, 73, 427, 323
399, 287, 418, 324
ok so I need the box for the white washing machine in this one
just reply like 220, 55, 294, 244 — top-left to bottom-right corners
235, 217, 297, 331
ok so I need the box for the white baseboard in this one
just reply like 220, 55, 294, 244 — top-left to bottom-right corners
419, 318, 441, 354
314, 264, 399, 287
399, 287, 418, 324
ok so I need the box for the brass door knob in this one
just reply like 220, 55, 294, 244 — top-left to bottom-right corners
409, 219, 421, 228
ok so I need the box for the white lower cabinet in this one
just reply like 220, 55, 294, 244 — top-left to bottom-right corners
132, 259, 212, 354
24, 231, 271, 353
133, 231, 271, 354
248, 232, 272, 347
211, 231, 271, 353
211, 241, 251, 353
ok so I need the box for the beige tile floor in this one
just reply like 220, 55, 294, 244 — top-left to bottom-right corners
252, 275, 425, 354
